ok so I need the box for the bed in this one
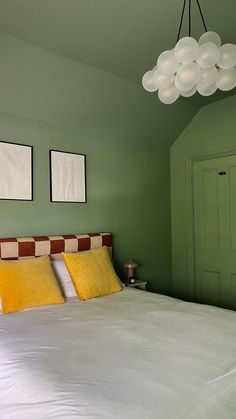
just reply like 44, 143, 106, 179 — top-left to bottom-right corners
0, 233, 236, 419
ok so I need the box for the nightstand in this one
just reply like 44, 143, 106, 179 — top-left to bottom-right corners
125, 280, 147, 290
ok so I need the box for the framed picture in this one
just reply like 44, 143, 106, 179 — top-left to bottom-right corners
49, 150, 86, 203
0, 141, 33, 201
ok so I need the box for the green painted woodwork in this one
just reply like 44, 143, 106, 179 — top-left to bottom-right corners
171, 94, 236, 306
0, 0, 235, 83
0, 32, 200, 294
193, 156, 236, 310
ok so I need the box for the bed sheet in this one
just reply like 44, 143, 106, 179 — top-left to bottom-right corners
0, 288, 236, 419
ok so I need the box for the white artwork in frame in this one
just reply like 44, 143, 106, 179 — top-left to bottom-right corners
0, 141, 33, 201
50, 150, 86, 203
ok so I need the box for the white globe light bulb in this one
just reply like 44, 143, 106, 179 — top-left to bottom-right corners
198, 83, 217, 96
218, 44, 236, 69
197, 67, 218, 89
142, 70, 158, 92
158, 84, 180, 104
198, 31, 221, 47
157, 50, 179, 74
181, 86, 197, 97
216, 68, 236, 91
153, 68, 174, 89
196, 42, 220, 68
175, 37, 199, 64
174, 76, 193, 92
176, 62, 200, 88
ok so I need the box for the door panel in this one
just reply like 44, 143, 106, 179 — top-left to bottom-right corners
203, 169, 219, 251
229, 165, 236, 251
204, 271, 221, 306
222, 274, 236, 309
193, 155, 236, 310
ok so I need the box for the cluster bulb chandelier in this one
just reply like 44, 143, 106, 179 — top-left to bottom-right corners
142, 0, 236, 104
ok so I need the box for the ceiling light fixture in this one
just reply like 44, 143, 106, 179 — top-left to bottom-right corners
142, 0, 236, 104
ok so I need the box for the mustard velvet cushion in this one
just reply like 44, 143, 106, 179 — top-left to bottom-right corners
0, 256, 65, 314
63, 246, 122, 300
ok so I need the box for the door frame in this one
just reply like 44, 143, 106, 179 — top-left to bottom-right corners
186, 147, 236, 300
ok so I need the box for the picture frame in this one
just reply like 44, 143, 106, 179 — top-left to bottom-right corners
0, 140, 33, 201
49, 150, 86, 203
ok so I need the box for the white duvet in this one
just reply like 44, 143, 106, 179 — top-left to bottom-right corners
0, 288, 236, 419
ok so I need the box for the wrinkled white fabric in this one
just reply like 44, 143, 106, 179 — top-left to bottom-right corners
0, 288, 236, 419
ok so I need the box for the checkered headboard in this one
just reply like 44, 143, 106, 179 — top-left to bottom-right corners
0, 233, 112, 260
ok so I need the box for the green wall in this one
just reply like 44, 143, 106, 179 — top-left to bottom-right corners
171, 94, 236, 300
0, 32, 199, 293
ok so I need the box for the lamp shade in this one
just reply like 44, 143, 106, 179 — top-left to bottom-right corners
123, 259, 138, 269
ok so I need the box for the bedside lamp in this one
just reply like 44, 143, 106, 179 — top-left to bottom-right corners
123, 259, 138, 284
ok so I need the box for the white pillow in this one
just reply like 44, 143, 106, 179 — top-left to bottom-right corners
51, 260, 77, 299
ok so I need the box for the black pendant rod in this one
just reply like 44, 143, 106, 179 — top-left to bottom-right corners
176, 0, 187, 42
188, 0, 192, 36
176, 0, 208, 43
195, 0, 208, 32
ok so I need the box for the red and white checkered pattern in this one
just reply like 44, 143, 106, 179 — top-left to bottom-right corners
0, 233, 112, 260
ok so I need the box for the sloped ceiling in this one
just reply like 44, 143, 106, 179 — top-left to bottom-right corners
0, 0, 235, 84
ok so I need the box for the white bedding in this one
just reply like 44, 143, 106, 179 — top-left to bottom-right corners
0, 288, 236, 419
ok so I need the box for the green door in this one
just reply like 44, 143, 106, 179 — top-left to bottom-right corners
193, 155, 236, 310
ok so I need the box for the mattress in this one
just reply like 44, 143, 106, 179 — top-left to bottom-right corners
0, 288, 236, 419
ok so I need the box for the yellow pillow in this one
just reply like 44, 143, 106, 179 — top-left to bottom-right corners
63, 246, 121, 300
0, 256, 64, 314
